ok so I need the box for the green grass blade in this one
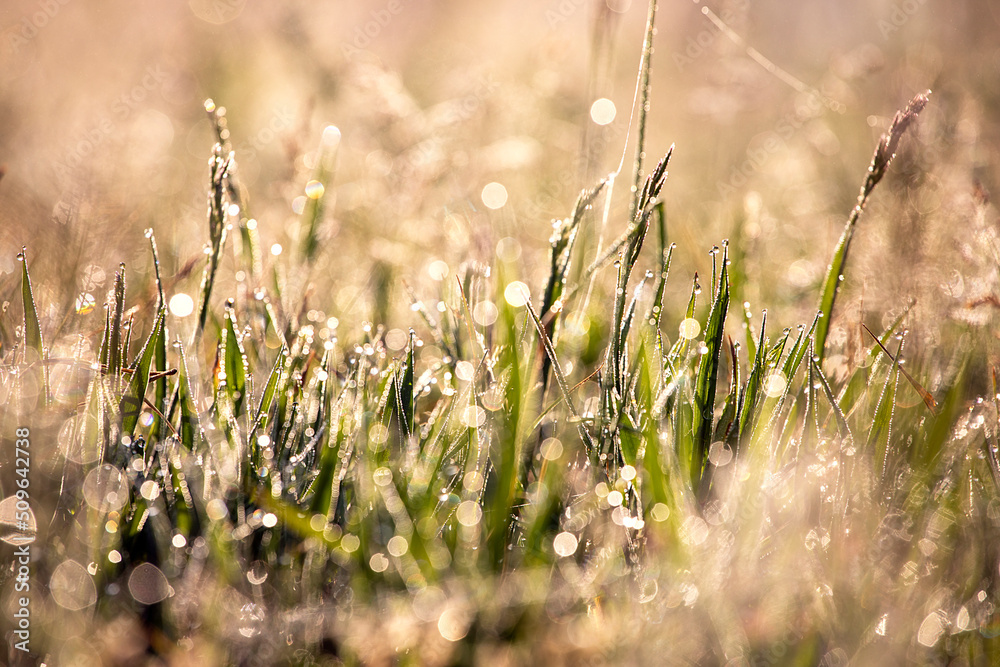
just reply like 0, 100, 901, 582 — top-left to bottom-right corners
148, 232, 169, 440
815, 92, 929, 363
836, 309, 912, 419
868, 337, 903, 481
251, 345, 286, 438
19, 247, 48, 404
644, 213, 674, 329
525, 297, 596, 464
916, 360, 966, 472
627, 0, 659, 222
737, 310, 767, 449
300, 126, 341, 263
108, 264, 126, 384
395, 329, 415, 440
120, 309, 165, 438
175, 342, 200, 451
667, 273, 700, 364
223, 300, 248, 416
487, 289, 525, 570
693, 241, 730, 498
801, 340, 819, 453
80, 375, 108, 464
19, 248, 43, 364
713, 336, 739, 444
785, 312, 820, 382
121, 314, 134, 370
810, 355, 852, 441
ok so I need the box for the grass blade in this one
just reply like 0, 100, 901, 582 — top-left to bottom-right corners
120, 309, 165, 439
19, 247, 48, 404
627, 0, 659, 222
251, 345, 286, 438
810, 354, 852, 441
815, 92, 929, 363
300, 126, 341, 263
644, 204, 673, 329
693, 241, 730, 498
736, 309, 766, 449
395, 329, 416, 440
868, 335, 903, 481
19, 248, 43, 364
175, 341, 200, 451
108, 264, 126, 385
223, 300, 248, 416
862, 323, 937, 414
194, 145, 233, 341
147, 231, 169, 440
525, 297, 595, 461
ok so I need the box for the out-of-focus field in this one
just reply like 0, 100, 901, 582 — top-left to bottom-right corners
2, 0, 998, 338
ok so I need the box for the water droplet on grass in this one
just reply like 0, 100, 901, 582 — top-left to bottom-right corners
678, 318, 701, 340
589, 97, 616, 125
369, 553, 390, 573
481, 182, 508, 209
247, 560, 268, 585
129, 563, 173, 605
553, 531, 579, 557
238, 602, 265, 637
305, 180, 324, 199
708, 441, 733, 466
504, 281, 530, 307
50, 560, 97, 610
75, 293, 96, 315
456, 501, 482, 526
917, 612, 945, 647
387, 535, 408, 557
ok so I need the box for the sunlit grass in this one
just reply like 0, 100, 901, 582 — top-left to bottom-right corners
2, 9, 1000, 667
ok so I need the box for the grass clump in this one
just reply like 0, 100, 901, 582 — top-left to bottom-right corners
3, 34, 999, 667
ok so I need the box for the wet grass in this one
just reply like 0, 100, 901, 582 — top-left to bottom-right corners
2, 14, 1000, 667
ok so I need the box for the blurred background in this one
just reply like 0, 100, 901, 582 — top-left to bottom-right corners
1, 0, 998, 377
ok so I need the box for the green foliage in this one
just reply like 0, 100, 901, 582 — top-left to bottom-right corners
7, 80, 996, 665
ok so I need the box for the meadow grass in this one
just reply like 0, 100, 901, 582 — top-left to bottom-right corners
2, 12, 1000, 667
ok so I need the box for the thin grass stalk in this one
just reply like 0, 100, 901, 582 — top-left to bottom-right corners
628, 0, 659, 223
815, 91, 929, 362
